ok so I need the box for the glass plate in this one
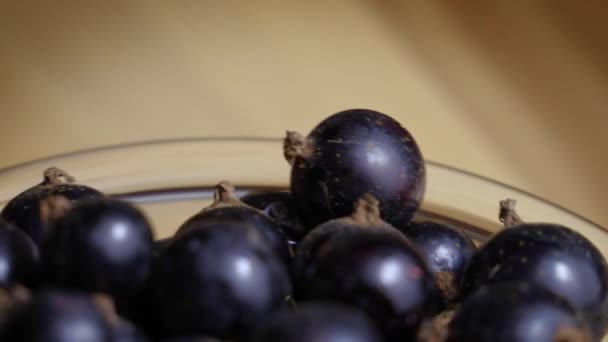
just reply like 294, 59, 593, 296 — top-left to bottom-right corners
0, 137, 606, 256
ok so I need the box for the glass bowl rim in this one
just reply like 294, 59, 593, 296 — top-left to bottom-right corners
0, 136, 602, 232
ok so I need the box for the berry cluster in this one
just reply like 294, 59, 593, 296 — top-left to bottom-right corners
0, 109, 605, 342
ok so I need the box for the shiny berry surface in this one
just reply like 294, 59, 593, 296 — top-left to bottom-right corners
175, 182, 291, 263
462, 223, 608, 337
43, 198, 154, 300
176, 207, 291, 262
285, 109, 425, 230
448, 282, 590, 342
399, 221, 476, 304
241, 191, 306, 244
298, 229, 437, 340
294, 194, 406, 289
152, 222, 291, 339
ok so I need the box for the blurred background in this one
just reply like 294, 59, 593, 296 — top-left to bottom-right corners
1, 1, 607, 227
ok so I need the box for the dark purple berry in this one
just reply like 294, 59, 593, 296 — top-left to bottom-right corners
42, 198, 154, 301
1, 167, 104, 246
250, 302, 383, 342
462, 200, 608, 338
284, 109, 425, 230
175, 182, 291, 263
448, 282, 591, 342
399, 221, 476, 305
0, 290, 111, 342
0, 219, 39, 288
152, 222, 291, 339
241, 191, 306, 245
294, 194, 407, 285
296, 195, 437, 340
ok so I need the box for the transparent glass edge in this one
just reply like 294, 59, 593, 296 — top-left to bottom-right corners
0, 137, 603, 237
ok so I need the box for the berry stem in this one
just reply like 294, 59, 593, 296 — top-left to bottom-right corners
417, 309, 455, 342
499, 199, 524, 228
435, 271, 458, 303
202, 181, 250, 212
92, 293, 119, 325
350, 194, 383, 226
213, 181, 238, 202
42, 167, 76, 185
283, 131, 313, 165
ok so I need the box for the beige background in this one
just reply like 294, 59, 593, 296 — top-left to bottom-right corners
1, 1, 608, 227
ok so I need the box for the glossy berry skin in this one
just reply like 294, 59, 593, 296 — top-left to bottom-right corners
1, 181, 103, 246
293, 203, 407, 290
175, 182, 292, 264
0, 219, 39, 288
42, 199, 154, 300
175, 206, 291, 263
250, 303, 383, 342
152, 222, 291, 339
241, 191, 307, 244
448, 282, 590, 342
462, 223, 608, 338
285, 109, 425, 229
399, 221, 476, 304
298, 229, 437, 340
0, 290, 111, 342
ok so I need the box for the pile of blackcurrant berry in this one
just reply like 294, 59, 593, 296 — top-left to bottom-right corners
0, 109, 606, 342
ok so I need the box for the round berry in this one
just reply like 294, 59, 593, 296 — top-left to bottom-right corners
449, 282, 590, 342
284, 109, 425, 230
152, 222, 291, 339
42, 198, 154, 300
1, 168, 104, 246
399, 221, 476, 304
0, 290, 111, 341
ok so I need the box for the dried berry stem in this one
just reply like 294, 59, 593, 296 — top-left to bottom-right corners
418, 309, 455, 342
554, 326, 591, 342
43, 167, 76, 185
283, 131, 313, 165
92, 293, 119, 325
499, 199, 524, 228
202, 181, 270, 217
435, 271, 458, 303
214, 181, 238, 202
201, 181, 243, 211
350, 194, 383, 226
